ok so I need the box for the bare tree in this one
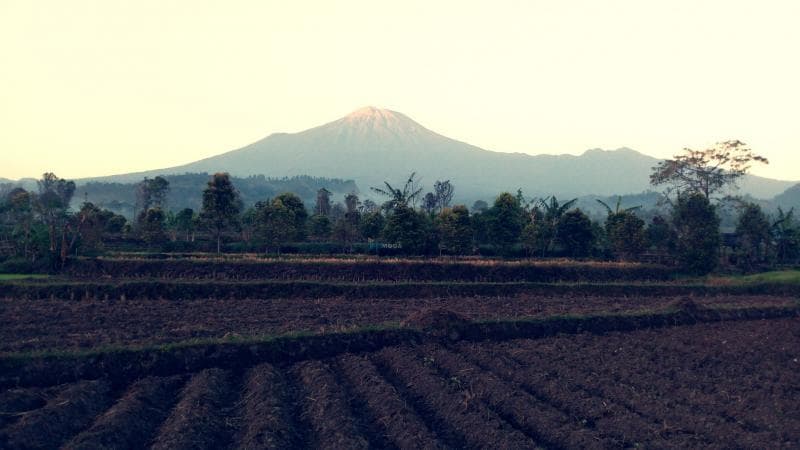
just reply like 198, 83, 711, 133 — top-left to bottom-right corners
650, 140, 768, 200
434, 180, 454, 210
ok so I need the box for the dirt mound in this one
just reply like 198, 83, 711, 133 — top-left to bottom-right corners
672, 297, 704, 314
401, 308, 470, 339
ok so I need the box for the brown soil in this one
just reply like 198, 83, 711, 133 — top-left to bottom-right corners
0, 318, 797, 449
63, 375, 185, 450
1, 294, 793, 354
292, 360, 370, 449
150, 368, 237, 450
0, 380, 113, 450
335, 354, 445, 449
372, 346, 538, 449
234, 363, 305, 449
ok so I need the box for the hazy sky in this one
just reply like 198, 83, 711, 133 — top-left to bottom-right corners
2, 0, 798, 181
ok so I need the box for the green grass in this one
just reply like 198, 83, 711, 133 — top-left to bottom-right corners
0, 274, 49, 281
710, 270, 800, 286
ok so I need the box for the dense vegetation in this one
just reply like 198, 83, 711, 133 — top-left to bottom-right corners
1, 141, 798, 275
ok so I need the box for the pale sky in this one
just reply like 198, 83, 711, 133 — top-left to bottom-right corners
1, 0, 798, 181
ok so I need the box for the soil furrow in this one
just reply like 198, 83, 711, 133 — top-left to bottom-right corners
502, 328, 793, 447
234, 363, 306, 450
372, 346, 538, 450
453, 341, 660, 447
0, 386, 53, 430
335, 353, 447, 450
151, 368, 238, 450
0, 379, 113, 450
419, 344, 608, 449
293, 359, 370, 449
62, 375, 185, 450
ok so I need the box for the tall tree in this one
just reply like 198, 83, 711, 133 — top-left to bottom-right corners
772, 208, 800, 264
35, 173, 75, 259
255, 198, 295, 254
173, 208, 195, 241
199, 173, 242, 253
314, 188, 332, 216
2, 188, 35, 258
734, 203, 771, 271
359, 210, 385, 240
650, 140, 768, 200
486, 192, 525, 255
333, 193, 362, 251
135, 176, 170, 218
597, 198, 645, 260
382, 205, 426, 254
436, 205, 472, 255
672, 193, 721, 275
434, 180, 454, 210
422, 192, 438, 215
471, 200, 489, 214
536, 196, 578, 254
139, 207, 167, 247
556, 209, 595, 257
275, 192, 308, 241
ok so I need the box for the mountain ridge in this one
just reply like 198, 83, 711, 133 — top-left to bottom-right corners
16, 107, 799, 201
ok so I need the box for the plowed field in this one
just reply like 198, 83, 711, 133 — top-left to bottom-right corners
2, 318, 798, 449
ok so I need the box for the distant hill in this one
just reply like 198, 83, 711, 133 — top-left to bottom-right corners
14, 107, 798, 203
74, 174, 357, 218
81, 107, 794, 202
773, 184, 800, 212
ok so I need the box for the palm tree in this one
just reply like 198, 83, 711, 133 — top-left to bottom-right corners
371, 172, 424, 210
537, 196, 578, 253
595, 196, 642, 215
540, 196, 578, 223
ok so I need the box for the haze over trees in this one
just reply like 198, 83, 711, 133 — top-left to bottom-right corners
1, 138, 798, 274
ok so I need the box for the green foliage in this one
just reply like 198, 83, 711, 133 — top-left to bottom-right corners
381, 204, 426, 254
308, 214, 332, 240
359, 211, 384, 240
521, 219, 550, 257
605, 211, 646, 260
771, 208, 800, 264
36, 173, 75, 256
172, 208, 195, 241
646, 215, 675, 253
135, 176, 170, 215
556, 209, 595, 257
274, 192, 308, 241
436, 205, 473, 255
139, 208, 167, 246
485, 192, 525, 255
672, 193, 721, 275
735, 203, 771, 271
255, 198, 296, 253
199, 173, 242, 253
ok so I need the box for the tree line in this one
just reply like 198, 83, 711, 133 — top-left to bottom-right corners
1, 140, 798, 274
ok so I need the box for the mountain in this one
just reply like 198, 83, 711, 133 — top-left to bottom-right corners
79, 106, 798, 201
773, 184, 800, 211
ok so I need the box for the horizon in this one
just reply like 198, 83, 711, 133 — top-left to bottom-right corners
2, 1, 799, 181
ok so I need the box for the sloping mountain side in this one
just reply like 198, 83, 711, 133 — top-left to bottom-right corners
772, 183, 800, 211
72, 174, 357, 218
78, 107, 796, 202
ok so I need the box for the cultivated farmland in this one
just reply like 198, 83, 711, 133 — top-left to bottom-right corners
0, 256, 798, 449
